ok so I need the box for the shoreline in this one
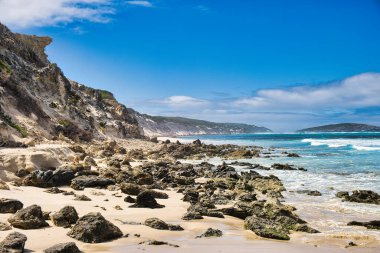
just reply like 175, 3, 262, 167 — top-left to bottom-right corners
0, 138, 379, 252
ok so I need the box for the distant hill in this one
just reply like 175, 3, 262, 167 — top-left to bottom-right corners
297, 123, 380, 133
134, 114, 272, 137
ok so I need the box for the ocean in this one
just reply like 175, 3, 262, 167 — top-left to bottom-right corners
178, 133, 380, 235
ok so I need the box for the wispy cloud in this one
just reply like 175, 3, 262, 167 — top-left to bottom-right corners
137, 73, 380, 131
125, 0, 153, 8
160, 96, 209, 107
0, 0, 114, 28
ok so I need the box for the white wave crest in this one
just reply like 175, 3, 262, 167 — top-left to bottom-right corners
302, 138, 380, 151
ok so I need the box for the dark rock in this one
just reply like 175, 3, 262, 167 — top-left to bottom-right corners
0, 232, 27, 253
67, 212, 123, 243
144, 218, 184, 231
43, 242, 81, 253
124, 196, 136, 203
244, 216, 290, 240
182, 210, 203, 220
140, 240, 179, 247
8, 205, 49, 229
74, 195, 91, 201
120, 183, 144, 195
23, 169, 75, 188
0, 198, 23, 213
347, 220, 380, 230
70, 176, 115, 190
44, 187, 66, 194
296, 190, 322, 196
182, 190, 199, 204
336, 191, 349, 199
129, 191, 164, 209
196, 228, 223, 238
342, 190, 380, 205
51, 206, 79, 228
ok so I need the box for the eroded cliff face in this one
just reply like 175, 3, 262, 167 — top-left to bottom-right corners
0, 23, 142, 144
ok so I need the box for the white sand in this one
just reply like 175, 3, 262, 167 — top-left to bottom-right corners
1, 185, 379, 253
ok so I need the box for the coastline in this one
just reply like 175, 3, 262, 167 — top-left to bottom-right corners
0, 137, 379, 252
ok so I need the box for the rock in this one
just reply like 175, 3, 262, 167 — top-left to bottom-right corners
8, 205, 49, 229
342, 190, 380, 205
51, 206, 79, 228
347, 220, 380, 230
124, 196, 136, 203
0, 198, 23, 213
182, 190, 199, 204
140, 240, 179, 247
0, 232, 27, 253
23, 169, 75, 188
70, 176, 115, 190
336, 191, 349, 199
120, 183, 144, 195
0, 222, 12, 231
144, 218, 183, 231
244, 216, 290, 240
0, 180, 10, 190
44, 187, 66, 194
129, 191, 164, 209
196, 228, 223, 238
74, 195, 91, 201
182, 210, 203, 220
296, 190, 322, 196
114, 205, 123, 210
67, 212, 123, 243
83, 156, 97, 166
43, 242, 81, 253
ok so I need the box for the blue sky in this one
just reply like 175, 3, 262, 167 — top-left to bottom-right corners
1, 0, 380, 131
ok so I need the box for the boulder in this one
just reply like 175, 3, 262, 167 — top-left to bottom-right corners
144, 218, 183, 231
196, 228, 223, 238
124, 196, 136, 203
296, 190, 322, 196
67, 212, 123, 243
8, 205, 49, 229
23, 169, 75, 188
0, 198, 23, 213
120, 183, 143, 195
43, 242, 81, 253
129, 191, 164, 209
244, 216, 290, 240
347, 220, 380, 230
51, 206, 79, 228
344, 190, 380, 205
70, 176, 115, 190
0, 232, 27, 253
0, 179, 9, 190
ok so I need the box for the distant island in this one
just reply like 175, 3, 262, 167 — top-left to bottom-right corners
298, 123, 380, 133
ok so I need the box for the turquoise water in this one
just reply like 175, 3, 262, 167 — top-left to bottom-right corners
181, 133, 380, 175
179, 133, 380, 232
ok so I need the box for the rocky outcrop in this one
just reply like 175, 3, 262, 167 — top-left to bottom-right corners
23, 169, 75, 188
0, 198, 23, 213
51, 206, 79, 228
336, 190, 380, 205
0, 22, 142, 144
43, 242, 81, 253
196, 228, 223, 238
347, 220, 380, 230
8, 205, 49, 229
129, 191, 165, 209
0, 232, 27, 253
67, 212, 123, 243
144, 218, 183, 231
70, 176, 115, 190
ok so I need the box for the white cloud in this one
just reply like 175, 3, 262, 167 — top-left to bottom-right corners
233, 73, 380, 111
136, 73, 380, 131
0, 0, 114, 28
161, 96, 209, 107
126, 1, 153, 7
